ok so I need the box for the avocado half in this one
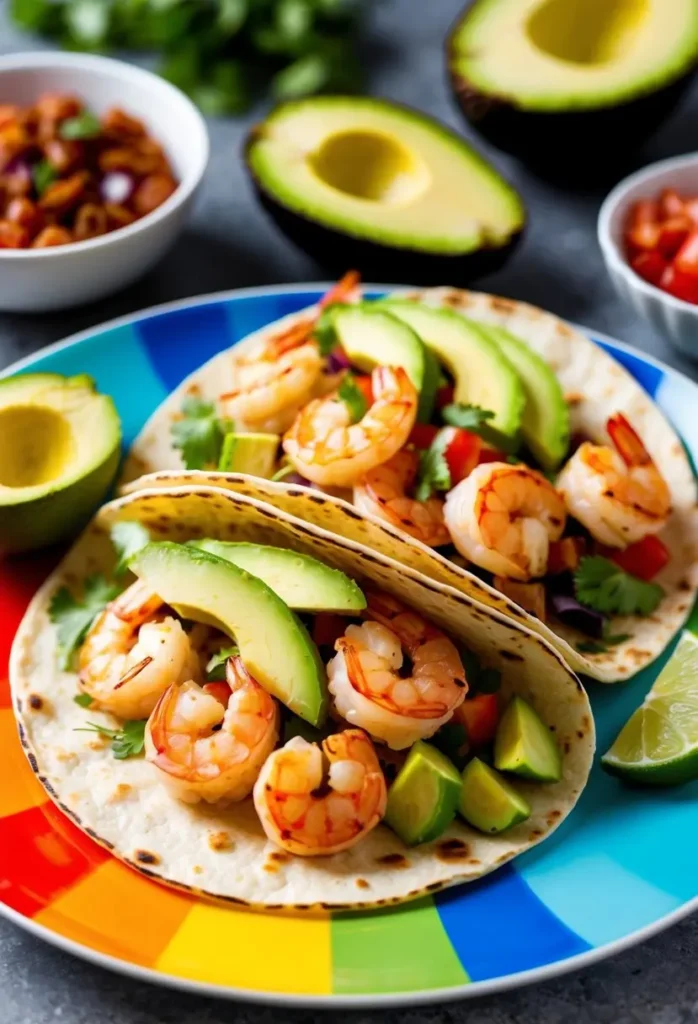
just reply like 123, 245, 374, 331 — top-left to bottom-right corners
448, 0, 698, 178
245, 96, 525, 284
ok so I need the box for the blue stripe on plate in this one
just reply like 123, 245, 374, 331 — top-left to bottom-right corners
596, 339, 663, 399
224, 292, 321, 343
17, 323, 167, 448
136, 302, 234, 392
435, 865, 590, 980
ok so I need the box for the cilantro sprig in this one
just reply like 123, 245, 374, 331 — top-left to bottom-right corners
415, 429, 452, 502
110, 521, 151, 577
49, 575, 121, 670
442, 403, 518, 453
171, 396, 233, 470
75, 719, 147, 760
59, 111, 101, 140
574, 556, 665, 618
32, 158, 57, 196
206, 645, 240, 681
338, 373, 367, 424
313, 306, 340, 357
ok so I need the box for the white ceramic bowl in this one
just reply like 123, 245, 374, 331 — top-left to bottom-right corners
0, 52, 209, 312
598, 153, 698, 360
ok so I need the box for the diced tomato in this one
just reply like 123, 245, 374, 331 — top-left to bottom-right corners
659, 188, 685, 219
354, 374, 373, 406
443, 427, 482, 484
656, 216, 691, 258
547, 536, 586, 575
685, 198, 698, 225
408, 423, 439, 449
202, 682, 231, 706
312, 613, 348, 650
602, 535, 670, 581
435, 385, 454, 409
477, 446, 508, 465
674, 229, 698, 274
630, 250, 668, 287
626, 222, 660, 254
454, 693, 500, 748
660, 265, 698, 304
627, 199, 659, 230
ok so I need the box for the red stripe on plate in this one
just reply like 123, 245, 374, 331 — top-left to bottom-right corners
0, 549, 61, 706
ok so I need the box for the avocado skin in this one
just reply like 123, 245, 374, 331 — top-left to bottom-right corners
447, 20, 698, 182
246, 149, 524, 286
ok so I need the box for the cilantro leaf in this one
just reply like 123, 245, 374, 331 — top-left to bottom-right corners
32, 158, 57, 196
338, 373, 367, 424
73, 693, 95, 708
442, 403, 518, 453
415, 429, 452, 502
171, 396, 231, 470
110, 521, 150, 577
50, 575, 121, 670
59, 111, 101, 140
578, 630, 632, 654
574, 556, 665, 618
313, 306, 339, 356
205, 645, 240, 681
75, 719, 147, 760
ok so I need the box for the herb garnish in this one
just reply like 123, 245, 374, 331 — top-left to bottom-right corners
574, 556, 664, 618
205, 645, 240, 681
415, 429, 452, 502
49, 575, 120, 670
338, 373, 367, 424
110, 521, 151, 577
442, 402, 518, 453
171, 395, 232, 470
75, 719, 147, 760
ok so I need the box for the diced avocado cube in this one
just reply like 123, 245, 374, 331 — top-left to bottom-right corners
494, 697, 562, 782
218, 432, 279, 476
385, 740, 462, 845
458, 757, 531, 834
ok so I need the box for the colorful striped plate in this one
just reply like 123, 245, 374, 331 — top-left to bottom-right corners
1, 285, 697, 1007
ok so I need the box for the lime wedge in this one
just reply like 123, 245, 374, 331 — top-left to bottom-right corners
602, 631, 698, 785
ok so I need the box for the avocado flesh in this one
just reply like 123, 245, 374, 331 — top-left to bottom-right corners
385, 741, 462, 846
190, 539, 366, 614
218, 433, 278, 476
333, 305, 439, 422
246, 97, 524, 268
130, 542, 327, 726
449, 0, 698, 174
469, 322, 569, 470
378, 301, 525, 440
494, 697, 562, 782
0, 373, 120, 555
458, 757, 531, 834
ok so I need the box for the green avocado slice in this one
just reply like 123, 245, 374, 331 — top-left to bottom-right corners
458, 757, 531, 834
190, 539, 366, 614
331, 305, 440, 423
385, 741, 462, 846
494, 697, 562, 782
378, 301, 525, 441
218, 433, 279, 476
469, 323, 570, 471
129, 542, 327, 726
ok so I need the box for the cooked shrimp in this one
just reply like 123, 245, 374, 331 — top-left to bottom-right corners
145, 655, 279, 804
283, 366, 418, 487
444, 463, 567, 581
218, 272, 361, 433
353, 449, 450, 547
328, 590, 467, 749
556, 413, 671, 548
253, 728, 386, 856
79, 581, 198, 720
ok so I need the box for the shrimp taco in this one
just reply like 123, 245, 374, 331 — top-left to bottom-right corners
121, 276, 698, 683
11, 485, 592, 910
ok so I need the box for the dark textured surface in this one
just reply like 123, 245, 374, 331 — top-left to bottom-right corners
2, 2, 698, 1020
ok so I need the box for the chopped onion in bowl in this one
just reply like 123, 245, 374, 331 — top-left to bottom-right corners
100, 171, 136, 205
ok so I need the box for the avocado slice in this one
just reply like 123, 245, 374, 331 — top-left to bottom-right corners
385, 740, 462, 846
245, 97, 524, 281
332, 305, 439, 422
378, 301, 525, 441
469, 322, 569, 470
130, 542, 327, 726
449, 0, 698, 176
459, 757, 531, 834
0, 373, 120, 555
494, 697, 562, 782
218, 433, 279, 476
190, 539, 366, 614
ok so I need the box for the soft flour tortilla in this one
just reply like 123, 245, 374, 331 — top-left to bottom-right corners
120, 288, 698, 683
11, 486, 593, 911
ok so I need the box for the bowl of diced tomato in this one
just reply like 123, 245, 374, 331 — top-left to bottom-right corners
0, 52, 208, 312
598, 153, 698, 359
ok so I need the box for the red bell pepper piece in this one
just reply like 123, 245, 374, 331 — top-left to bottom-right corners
603, 535, 670, 581
674, 229, 698, 275
626, 222, 660, 255
660, 265, 698, 304
202, 682, 232, 706
477, 446, 508, 465
443, 427, 482, 484
354, 374, 374, 406
685, 198, 698, 225
656, 216, 691, 258
312, 613, 348, 650
631, 251, 668, 287
435, 384, 455, 409
408, 422, 439, 449
627, 199, 659, 229
454, 694, 500, 748
659, 188, 685, 219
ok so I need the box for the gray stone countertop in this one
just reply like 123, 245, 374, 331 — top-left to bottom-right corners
2, 1, 698, 1021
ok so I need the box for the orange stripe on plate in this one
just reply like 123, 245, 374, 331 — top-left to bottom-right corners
0, 709, 47, 818
35, 860, 193, 967
157, 903, 332, 994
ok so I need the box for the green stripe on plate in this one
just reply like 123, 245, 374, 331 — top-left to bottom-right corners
331, 896, 468, 994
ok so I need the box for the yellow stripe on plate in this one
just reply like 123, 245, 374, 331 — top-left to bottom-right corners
0, 709, 48, 818
157, 902, 332, 994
